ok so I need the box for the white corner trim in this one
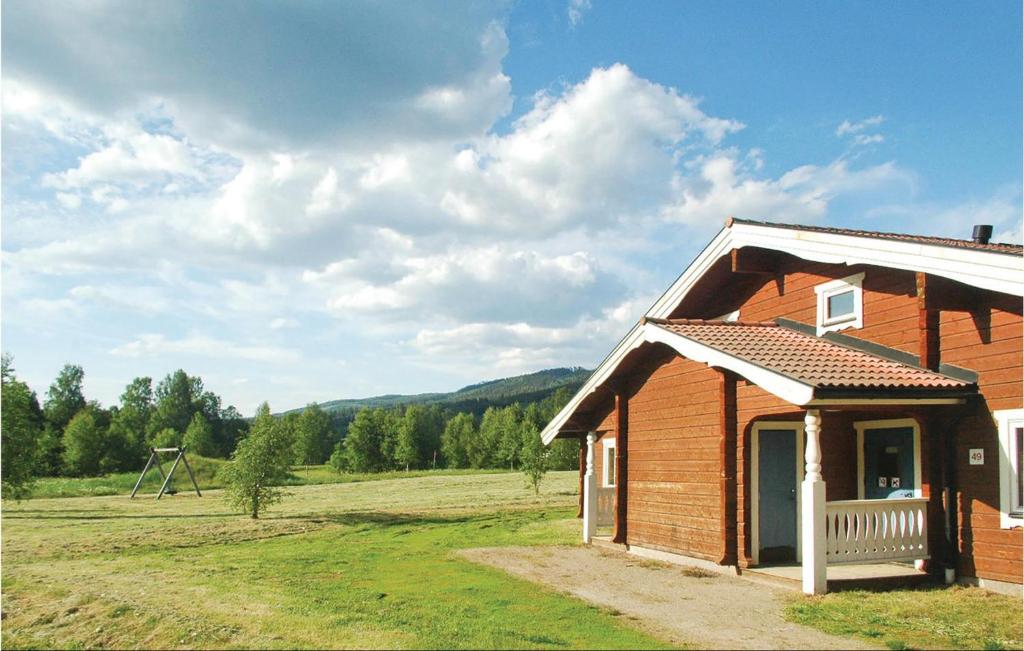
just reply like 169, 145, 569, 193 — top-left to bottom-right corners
854, 418, 922, 500
814, 272, 864, 335
643, 324, 815, 405
995, 408, 1024, 529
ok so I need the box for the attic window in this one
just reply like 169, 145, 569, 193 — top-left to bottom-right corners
814, 272, 864, 335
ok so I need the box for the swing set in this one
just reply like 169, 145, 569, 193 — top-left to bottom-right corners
130, 447, 202, 499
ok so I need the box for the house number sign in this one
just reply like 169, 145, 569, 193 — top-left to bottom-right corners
969, 448, 984, 465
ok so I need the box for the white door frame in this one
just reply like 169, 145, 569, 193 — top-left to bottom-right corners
855, 418, 922, 499
751, 420, 806, 566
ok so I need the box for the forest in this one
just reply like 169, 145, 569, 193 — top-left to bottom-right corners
0, 355, 582, 498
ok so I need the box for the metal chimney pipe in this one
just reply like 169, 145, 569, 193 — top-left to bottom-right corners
972, 224, 993, 245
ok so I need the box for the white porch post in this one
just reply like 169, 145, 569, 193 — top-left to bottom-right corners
801, 409, 827, 595
583, 432, 597, 543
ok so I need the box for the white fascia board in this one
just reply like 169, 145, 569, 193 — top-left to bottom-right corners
642, 324, 815, 405
730, 223, 1024, 297
541, 323, 645, 444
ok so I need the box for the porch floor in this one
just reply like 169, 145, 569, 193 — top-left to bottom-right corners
743, 561, 936, 592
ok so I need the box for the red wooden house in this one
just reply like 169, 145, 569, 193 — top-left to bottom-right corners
542, 219, 1023, 595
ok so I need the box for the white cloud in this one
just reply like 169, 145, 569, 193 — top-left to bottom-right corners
836, 115, 885, 137
269, 317, 299, 330
111, 333, 301, 365
7, 4, 1006, 412
568, 0, 592, 27
662, 153, 913, 226
836, 115, 885, 149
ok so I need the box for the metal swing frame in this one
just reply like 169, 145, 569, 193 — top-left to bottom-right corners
130, 447, 202, 499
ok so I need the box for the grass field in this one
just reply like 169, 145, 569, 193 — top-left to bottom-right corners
2, 471, 671, 649
786, 585, 1022, 650
24, 459, 514, 499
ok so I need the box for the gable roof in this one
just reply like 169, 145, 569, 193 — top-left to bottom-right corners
542, 218, 1017, 443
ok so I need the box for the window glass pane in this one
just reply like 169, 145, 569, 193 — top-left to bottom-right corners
606, 447, 616, 486
827, 290, 855, 319
1016, 426, 1023, 508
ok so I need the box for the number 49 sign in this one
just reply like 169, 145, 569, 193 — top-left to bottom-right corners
969, 448, 985, 465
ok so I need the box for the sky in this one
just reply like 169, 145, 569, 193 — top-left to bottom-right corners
2, 1, 1021, 414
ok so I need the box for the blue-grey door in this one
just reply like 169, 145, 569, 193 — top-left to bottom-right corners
758, 429, 798, 563
863, 427, 916, 499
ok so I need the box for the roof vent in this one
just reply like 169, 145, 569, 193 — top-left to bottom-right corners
972, 224, 993, 245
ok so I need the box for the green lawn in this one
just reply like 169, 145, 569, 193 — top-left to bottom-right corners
2, 471, 669, 649
786, 585, 1023, 650
25, 460, 513, 499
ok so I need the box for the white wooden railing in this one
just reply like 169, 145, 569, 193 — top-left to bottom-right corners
596, 486, 615, 527
825, 498, 929, 564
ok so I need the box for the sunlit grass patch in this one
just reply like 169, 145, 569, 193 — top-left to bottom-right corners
785, 584, 1022, 650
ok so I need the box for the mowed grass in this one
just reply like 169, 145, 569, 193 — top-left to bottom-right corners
786, 585, 1023, 650
2, 471, 672, 649
26, 461, 513, 499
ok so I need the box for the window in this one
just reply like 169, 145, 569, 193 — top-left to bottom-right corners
602, 437, 616, 487
814, 272, 864, 335
996, 408, 1024, 528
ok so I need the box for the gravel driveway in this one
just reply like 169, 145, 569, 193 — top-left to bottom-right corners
459, 546, 875, 650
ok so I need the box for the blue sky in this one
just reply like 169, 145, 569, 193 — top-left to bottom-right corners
3, 1, 1021, 414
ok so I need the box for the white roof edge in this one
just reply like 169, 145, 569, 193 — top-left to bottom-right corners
542, 322, 813, 444
542, 220, 1023, 444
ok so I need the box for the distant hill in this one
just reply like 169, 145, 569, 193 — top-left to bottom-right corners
287, 367, 591, 417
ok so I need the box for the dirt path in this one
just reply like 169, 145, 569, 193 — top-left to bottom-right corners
459, 546, 876, 650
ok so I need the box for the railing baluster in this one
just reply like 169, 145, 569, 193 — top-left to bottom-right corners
824, 498, 929, 565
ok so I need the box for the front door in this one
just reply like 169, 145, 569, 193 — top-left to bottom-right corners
758, 429, 798, 563
863, 427, 916, 499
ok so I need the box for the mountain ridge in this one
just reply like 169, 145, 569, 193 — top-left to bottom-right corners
284, 366, 591, 416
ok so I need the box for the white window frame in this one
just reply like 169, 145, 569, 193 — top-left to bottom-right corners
602, 437, 617, 488
855, 418, 922, 499
814, 272, 864, 335
996, 408, 1024, 529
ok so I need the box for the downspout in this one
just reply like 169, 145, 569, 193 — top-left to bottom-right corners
942, 412, 964, 584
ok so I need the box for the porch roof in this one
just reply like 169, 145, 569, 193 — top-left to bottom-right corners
646, 318, 973, 394
544, 318, 976, 441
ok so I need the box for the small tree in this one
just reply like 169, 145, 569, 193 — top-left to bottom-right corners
520, 423, 548, 495
441, 412, 474, 468
1, 355, 43, 498
222, 403, 292, 518
293, 403, 333, 465
328, 440, 348, 473
151, 427, 181, 449
183, 412, 217, 457
62, 408, 106, 476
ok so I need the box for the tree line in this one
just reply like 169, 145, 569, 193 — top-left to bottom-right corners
0, 356, 344, 497
1, 355, 582, 502
329, 388, 580, 476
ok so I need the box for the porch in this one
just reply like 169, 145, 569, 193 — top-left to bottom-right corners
581, 407, 949, 595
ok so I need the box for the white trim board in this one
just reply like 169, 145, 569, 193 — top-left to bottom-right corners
751, 421, 806, 566
995, 408, 1024, 529
855, 418, 923, 499
602, 436, 617, 488
541, 219, 1019, 444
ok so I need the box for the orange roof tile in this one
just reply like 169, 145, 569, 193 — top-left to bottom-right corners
647, 318, 973, 393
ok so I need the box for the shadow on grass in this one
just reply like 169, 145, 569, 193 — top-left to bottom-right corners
4, 511, 234, 520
